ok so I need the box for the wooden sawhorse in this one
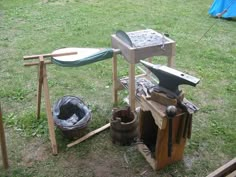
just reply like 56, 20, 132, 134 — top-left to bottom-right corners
23, 52, 76, 155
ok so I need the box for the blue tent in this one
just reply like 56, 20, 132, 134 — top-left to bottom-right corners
209, 0, 236, 18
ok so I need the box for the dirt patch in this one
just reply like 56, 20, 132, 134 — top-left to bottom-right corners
21, 139, 50, 167
56, 151, 133, 177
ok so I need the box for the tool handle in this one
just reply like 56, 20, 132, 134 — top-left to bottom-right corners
166, 105, 177, 157
168, 118, 173, 157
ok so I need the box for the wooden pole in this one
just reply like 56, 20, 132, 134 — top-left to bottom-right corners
36, 56, 44, 119
0, 103, 9, 169
129, 63, 136, 112
167, 42, 176, 68
67, 123, 110, 148
112, 53, 118, 105
42, 61, 58, 155
23, 51, 77, 60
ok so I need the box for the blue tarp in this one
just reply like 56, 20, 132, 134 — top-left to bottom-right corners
208, 0, 236, 18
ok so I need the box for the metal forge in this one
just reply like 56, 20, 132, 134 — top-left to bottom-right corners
111, 29, 176, 112
111, 29, 200, 170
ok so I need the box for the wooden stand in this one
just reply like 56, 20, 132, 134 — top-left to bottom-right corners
0, 103, 9, 169
24, 50, 115, 150
23, 52, 76, 155
111, 31, 176, 112
137, 95, 190, 170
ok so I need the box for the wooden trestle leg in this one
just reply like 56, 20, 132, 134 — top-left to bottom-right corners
36, 56, 44, 119
42, 62, 58, 155
24, 51, 77, 154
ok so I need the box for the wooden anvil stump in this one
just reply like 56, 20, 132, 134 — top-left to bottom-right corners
137, 93, 193, 170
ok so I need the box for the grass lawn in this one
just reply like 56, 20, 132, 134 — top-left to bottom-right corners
0, 0, 236, 176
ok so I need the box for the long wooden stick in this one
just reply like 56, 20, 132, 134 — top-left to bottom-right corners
42, 62, 58, 155
0, 103, 9, 169
24, 61, 52, 67
23, 51, 77, 60
67, 123, 110, 148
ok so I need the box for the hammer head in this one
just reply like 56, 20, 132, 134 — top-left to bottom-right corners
140, 60, 200, 96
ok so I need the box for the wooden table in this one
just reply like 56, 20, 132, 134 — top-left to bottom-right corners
111, 29, 176, 112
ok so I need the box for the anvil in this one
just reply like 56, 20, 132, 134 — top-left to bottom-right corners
140, 60, 200, 97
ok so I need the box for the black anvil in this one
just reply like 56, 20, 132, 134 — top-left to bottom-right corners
140, 60, 200, 97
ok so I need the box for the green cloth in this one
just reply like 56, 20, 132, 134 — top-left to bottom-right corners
51, 48, 114, 67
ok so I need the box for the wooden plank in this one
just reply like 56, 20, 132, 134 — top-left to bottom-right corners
140, 95, 166, 129
0, 103, 9, 169
206, 158, 236, 177
149, 92, 177, 106
137, 143, 156, 170
155, 114, 186, 170
67, 123, 110, 148
23, 51, 77, 60
42, 63, 58, 155
36, 56, 44, 119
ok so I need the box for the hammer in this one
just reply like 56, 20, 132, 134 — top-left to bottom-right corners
166, 105, 177, 157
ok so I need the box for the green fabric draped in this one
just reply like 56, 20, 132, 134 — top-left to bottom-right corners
51, 48, 114, 67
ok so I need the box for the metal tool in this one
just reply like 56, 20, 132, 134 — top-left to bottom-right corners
140, 60, 200, 96
166, 105, 177, 157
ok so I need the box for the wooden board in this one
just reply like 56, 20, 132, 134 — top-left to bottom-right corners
206, 158, 236, 177
137, 143, 156, 170
140, 95, 167, 129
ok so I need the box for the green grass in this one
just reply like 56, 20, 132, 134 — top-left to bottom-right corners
0, 0, 236, 176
